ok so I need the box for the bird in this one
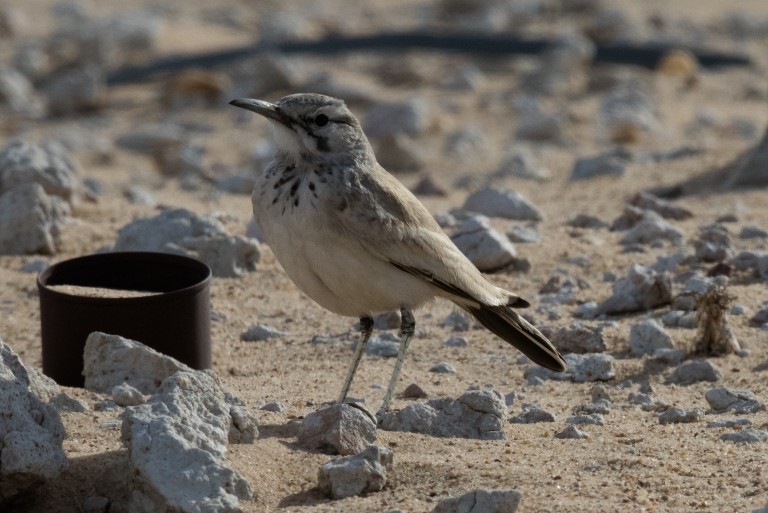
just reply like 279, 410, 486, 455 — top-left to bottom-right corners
229, 93, 566, 415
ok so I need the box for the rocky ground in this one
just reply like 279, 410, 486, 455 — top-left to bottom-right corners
1, 0, 768, 512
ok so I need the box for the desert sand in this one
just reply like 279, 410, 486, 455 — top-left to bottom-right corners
1, 0, 767, 512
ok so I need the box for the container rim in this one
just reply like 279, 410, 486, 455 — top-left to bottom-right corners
37, 251, 212, 305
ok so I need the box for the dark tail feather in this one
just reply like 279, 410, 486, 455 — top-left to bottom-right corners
465, 304, 567, 372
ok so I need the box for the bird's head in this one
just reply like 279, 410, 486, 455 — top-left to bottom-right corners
230, 93, 371, 163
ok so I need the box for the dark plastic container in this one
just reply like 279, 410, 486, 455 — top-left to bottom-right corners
38, 252, 212, 387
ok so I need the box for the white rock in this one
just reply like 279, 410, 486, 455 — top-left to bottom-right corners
429, 362, 456, 373
0, 139, 80, 203
379, 390, 507, 440
555, 425, 591, 439
720, 429, 768, 444
570, 152, 627, 180
0, 67, 43, 115
443, 126, 489, 163
26, 365, 60, 402
240, 324, 288, 342
658, 407, 703, 424
694, 224, 733, 262
297, 403, 377, 455
83, 332, 191, 395
628, 192, 693, 220
121, 371, 252, 513
494, 147, 551, 181
318, 445, 393, 499
668, 360, 722, 385
0, 337, 68, 503
442, 310, 471, 331
0, 183, 69, 254
451, 216, 518, 272
463, 187, 544, 221
705, 386, 765, 414
431, 488, 522, 513
111, 383, 145, 407
510, 404, 555, 424
114, 208, 260, 277
630, 319, 675, 355
366, 332, 401, 358
50, 392, 89, 412
553, 321, 606, 354
525, 353, 615, 383
596, 264, 672, 315
620, 210, 684, 245
363, 98, 430, 139
652, 348, 686, 365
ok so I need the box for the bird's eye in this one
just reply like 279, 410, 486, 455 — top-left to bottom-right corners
314, 114, 329, 127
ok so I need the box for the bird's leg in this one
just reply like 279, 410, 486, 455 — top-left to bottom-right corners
337, 315, 374, 404
378, 306, 415, 416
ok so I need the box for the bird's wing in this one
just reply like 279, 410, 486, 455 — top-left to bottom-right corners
326, 165, 511, 307
327, 164, 567, 373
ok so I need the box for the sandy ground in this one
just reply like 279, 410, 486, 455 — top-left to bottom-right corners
2, 1, 768, 512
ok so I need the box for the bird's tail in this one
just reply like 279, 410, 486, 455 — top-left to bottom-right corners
463, 303, 567, 372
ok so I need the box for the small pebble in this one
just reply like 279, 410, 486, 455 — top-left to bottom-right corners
50, 392, 89, 413
372, 311, 401, 330
429, 362, 456, 374
310, 335, 338, 345
507, 225, 540, 243
658, 407, 703, 424
567, 214, 608, 229
731, 304, 747, 316
570, 152, 627, 180
706, 418, 752, 429
111, 383, 145, 407
20, 259, 49, 273
241, 324, 288, 341
445, 336, 468, 347
463, 187, 544, 221
740, 225, 767, 239
629, 318, 675, 356
566, 413, 604, 425
260, 402, 286, 412
555, 425, 590, 439
366, 333, 401, 358
652, 348, 687, 366
442, 310, 471, 331
510, 404, 555, 424
573, 400, 612, 415
402, 383, 428, 399
574, 302, 598, 319
628, 392, 653, 406
705, 386, 765, 414
553, 321, 606, 354
667, 360, 722, 385
719, 429, 768, 444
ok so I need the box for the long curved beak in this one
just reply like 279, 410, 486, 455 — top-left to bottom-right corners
229, 98, 291, 128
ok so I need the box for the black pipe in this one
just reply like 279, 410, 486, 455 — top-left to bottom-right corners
106, 30, 752, 86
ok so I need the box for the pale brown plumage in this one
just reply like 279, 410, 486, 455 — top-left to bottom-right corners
230, 93, 566, 413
